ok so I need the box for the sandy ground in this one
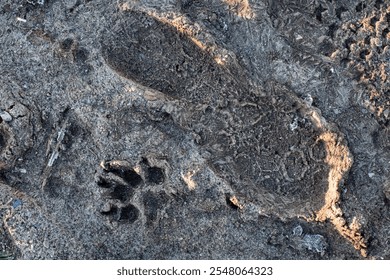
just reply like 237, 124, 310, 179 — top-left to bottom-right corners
0, 0, 389, 259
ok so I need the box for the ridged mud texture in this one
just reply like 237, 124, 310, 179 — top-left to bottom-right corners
3, 0, 389, 259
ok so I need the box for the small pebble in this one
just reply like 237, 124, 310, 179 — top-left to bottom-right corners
292, 225, 303, 236
0, 111, 12, 122
383, 108, 389, 118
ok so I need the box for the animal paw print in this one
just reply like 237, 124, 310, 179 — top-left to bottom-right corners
96, 158, 166, 224
96, 160, 142, 223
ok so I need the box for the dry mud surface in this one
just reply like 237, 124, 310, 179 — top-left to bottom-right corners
0, 0, 389, 259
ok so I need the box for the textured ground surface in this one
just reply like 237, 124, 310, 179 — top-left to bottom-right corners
0, 0, 389, 259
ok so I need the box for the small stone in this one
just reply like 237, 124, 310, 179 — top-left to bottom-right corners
383, 108, 389, 118
0, 111, 12, 122
101, 203, 111, 213
289, 117, 299, 131
292, 225, 303, 236
302, 234, 327, 254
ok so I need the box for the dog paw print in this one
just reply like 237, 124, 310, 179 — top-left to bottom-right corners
96, 158, 166, 224
96, 160, 142, 223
